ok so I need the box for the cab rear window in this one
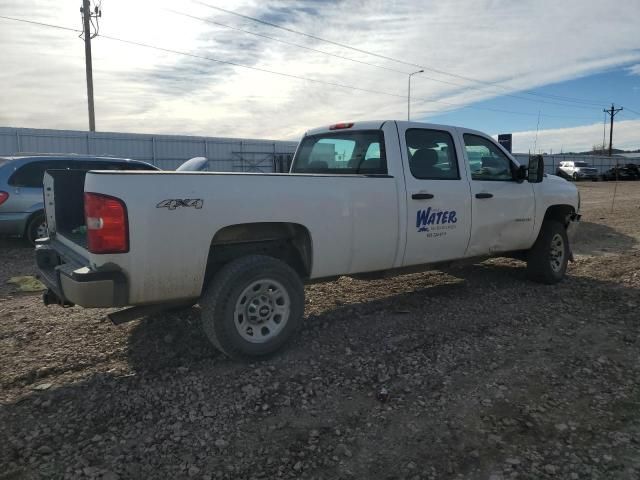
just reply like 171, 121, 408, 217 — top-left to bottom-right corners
292, 130, 387, 175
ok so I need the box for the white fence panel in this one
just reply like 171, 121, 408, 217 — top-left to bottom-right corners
0, 127, 298, 172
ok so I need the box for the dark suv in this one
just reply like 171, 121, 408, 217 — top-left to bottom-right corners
0, 154, 158, 244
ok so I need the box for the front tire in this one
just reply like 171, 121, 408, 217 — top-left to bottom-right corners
200, 255, 304, 359
572, 173, 579, 181
26, 212, 47, 246
526, 220, 569, 284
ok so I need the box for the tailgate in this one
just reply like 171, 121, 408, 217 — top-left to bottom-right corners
43, 170, 89, 249
39, 170, 130, 308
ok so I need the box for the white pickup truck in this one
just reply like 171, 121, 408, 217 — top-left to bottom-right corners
37, 120, 580, 358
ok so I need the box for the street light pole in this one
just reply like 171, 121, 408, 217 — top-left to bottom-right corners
407, 69, 424, 121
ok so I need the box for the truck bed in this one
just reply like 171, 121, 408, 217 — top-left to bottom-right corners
43, 169, 402, 304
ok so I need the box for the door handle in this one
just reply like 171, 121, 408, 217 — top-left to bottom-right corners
412, 193, 434, 200
475, 193, 493, 199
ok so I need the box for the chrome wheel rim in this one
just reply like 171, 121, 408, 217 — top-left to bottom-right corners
549, 233, 565, 273
234, 279, 290, 343
35, 221, 48, 239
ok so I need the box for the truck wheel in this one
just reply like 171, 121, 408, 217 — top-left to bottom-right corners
26, 212, 47, 246
572, 173, 579, 181
200, 255, 304, 359
526, 220, 569, 284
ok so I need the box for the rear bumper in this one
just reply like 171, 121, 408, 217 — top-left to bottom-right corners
36, 240, 128, 308
0, 212, 29, 236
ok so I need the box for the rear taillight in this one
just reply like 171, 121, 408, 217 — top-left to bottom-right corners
0, 191, 8, 206
84, 192, 129, 254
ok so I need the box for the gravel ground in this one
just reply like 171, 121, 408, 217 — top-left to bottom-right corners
1, 181, 639, 480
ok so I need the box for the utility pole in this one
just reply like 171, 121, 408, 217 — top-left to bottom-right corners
80, 0, 101, 131
603, 103, 623, 157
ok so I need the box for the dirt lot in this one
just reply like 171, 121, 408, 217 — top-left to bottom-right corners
1, 182, 639, 480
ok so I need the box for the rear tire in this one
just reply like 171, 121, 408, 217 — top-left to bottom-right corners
526, 220, 569, 284
200, 255, 304, 359
26, 212, 47, 246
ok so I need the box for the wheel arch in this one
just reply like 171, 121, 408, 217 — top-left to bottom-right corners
544, 204, 576, 228
201, 222, 312, 293
23, 208, 45, 237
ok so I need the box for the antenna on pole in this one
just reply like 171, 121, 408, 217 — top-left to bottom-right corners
532, 110, 541, 154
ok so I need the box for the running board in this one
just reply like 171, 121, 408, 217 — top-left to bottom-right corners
108, 305, 169, 325
107, 300, 197, 325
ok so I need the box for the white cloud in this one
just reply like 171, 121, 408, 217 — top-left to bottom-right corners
508, 119, 640, 153
0, 0, 639, 144
628, 64, 640, 76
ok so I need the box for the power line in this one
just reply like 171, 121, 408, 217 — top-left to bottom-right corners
166, 9, 411, 75
168, 7, 604, 113
193, 0, 611, 108
192, 0, 423, 69
412, 74, 602, 110
0, 15, 403, 100
97, 33, 600, 121
0, 14, 80, 33
412, 95, 596, 120
98, 34, 413, 100
0, 14, 602, 122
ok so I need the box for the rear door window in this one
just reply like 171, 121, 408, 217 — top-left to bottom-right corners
292, 130, 386, 174
405, 129, 460, 180
8, 161, 71, 188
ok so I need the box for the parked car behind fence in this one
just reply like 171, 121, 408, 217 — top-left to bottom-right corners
556, 160, 599, 181
0, 154, 158, 244
601, 163, 639, 181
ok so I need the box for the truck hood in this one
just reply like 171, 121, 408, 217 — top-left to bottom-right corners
545, 173, 568, 183
538, 174, 580, 212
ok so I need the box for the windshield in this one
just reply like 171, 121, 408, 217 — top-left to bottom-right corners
291, 130, 386, 175
574, 162, 590, 167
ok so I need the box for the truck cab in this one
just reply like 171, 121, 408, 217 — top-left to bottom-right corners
292, 121, 578, 266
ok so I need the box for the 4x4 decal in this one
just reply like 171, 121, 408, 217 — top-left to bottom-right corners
156, 199, 204, 210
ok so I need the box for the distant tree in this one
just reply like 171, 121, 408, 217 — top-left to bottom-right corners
592, 143, 606, 155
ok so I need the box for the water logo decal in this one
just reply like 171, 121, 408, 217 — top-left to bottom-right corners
416, 207, 457, 237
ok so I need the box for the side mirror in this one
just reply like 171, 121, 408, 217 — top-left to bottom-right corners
528, 155, 544, 183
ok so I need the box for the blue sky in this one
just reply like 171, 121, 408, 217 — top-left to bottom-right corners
427, 68, 640, 134
0, 0, 639, 152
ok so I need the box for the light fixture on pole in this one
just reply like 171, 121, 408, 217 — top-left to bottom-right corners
407, 69, 424, 121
